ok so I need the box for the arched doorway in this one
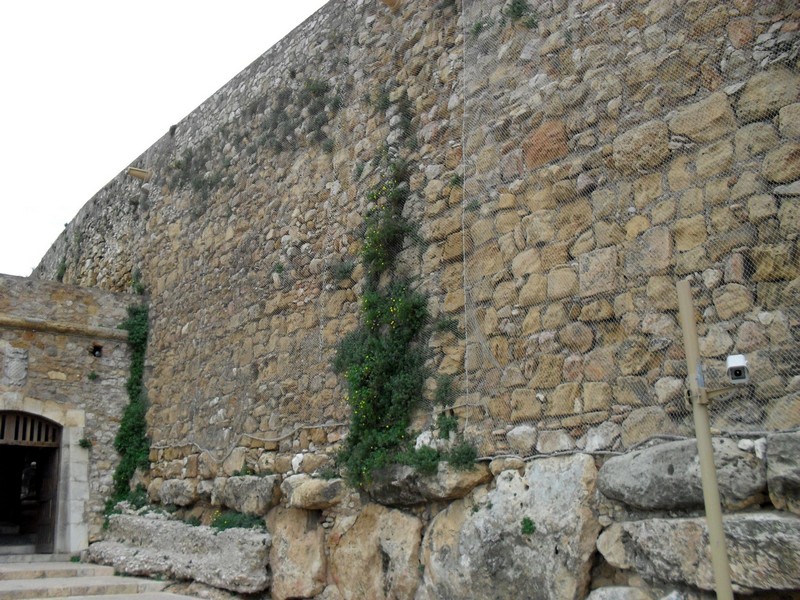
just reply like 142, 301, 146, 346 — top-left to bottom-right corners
0, 411, 61, 554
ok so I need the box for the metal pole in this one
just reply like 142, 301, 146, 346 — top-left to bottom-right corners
676, 278, 734, 600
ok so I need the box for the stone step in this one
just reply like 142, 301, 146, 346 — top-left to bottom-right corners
0, 562, 115, 581
0, 555, 74, 564
0, 574, 167, 599
25, 595, 200, 600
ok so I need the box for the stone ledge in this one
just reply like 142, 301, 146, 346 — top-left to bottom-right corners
0, 313, 129, 342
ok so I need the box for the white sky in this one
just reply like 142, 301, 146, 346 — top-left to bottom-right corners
0, 0, 329, 277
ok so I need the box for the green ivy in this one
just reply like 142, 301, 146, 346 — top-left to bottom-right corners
110, 305, 151, 501
211, 510, 265, 531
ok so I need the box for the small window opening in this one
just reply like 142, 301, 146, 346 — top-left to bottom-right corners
91, 344, 103, 357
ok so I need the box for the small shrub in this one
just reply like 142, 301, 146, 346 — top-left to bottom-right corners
273, 263, 285, 274
434, 374, 455, 406
332, 259, 356, 281
233, 466, 255, 477
70, 555, 81, 563
322, 138, 335, 154
437, 413, 458, 439
87, 371, 99, 382
446, 441, 478, 471
211, 510, 265, 531
376, 90, 391, 112
56, 260, 67, 282
78, 437, 93, 449
185, 516, 201, 527
466, 199, 481, 212
449, 173, 463, 187
400, 446, 441, 476
521, 516, 536, 535
505, 0, 530, 20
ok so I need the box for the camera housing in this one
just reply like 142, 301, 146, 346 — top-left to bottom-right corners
726, 354, 750, 385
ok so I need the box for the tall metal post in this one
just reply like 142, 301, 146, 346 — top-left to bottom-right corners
676, 278, 734, 600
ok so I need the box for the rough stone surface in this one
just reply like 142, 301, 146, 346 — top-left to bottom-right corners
585, 588, 654, 600
767, 432, 800, 516
329, 503, 422, 600
212, 475, 280, 516
88, 513, 271, 593
598, 438, 766, 510
613, 121, 670, 175
281, 475, 348, 510
156, 479, 198, 507
669, 92, 736, 142
266, 506, 326, 600
736, 67, 800, 123
597, 513, 800, 592
418, 454, 599, 600
365, 463, 491, 505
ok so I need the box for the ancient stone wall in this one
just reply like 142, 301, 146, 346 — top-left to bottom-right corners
0, 274, 136, 540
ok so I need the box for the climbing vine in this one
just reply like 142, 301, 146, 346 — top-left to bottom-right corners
110, 304, 151, 501
334, 98, 475, 485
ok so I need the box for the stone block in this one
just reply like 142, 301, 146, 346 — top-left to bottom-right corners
547, 266, 578, 300
547, 382, 581, 416
510, 388, 543, 421
579, 247, 618, 298
620, 406, 677, 449
523, 120, 569, 169
598, 513, 800, 592
212, 475, 280, 516
767, 432, 800, 516
625, 227, 672, 278
673, 215, 707, 251
779, 103, 800, 138
267, 507, 326, 600
613, 120, 670, 175
668, 91, 736, 142
695, 139, 733, 179
762, 142, 800, 183
712, 283, 754, 320
530, 354, 565, 389
737, 67, 800, 124
281, 474, 348, 510
506, 425, 538, 454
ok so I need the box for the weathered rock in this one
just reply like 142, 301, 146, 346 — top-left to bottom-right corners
598, 438, 766, 511
613, 121, 670, 175
418, 454, 599, 600
212, 475, 280, 516
281, 474, 348, 510
329, 503, 422, 600
712, 283, 753, 320
620, 407, 677, 449
585, 588, 654, 600
88, 513, 270, 593
266, 507, 326, 600
365, 462, 491, 506
506, 424, 537, 454
767, 432, 800, 516
583, 421, 621, 453
156, 479, 198, 506
523, 120, 569, 168
762, 142, 800, 184
559, 322, 594, 353
736, 67, 800, 124
597, 513, 800, 593
668, 92, 735, 143
537, 429, 576, 453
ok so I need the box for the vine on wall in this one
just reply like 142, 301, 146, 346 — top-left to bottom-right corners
111, 304, 151, 500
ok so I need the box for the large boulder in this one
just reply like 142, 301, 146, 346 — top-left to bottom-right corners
597, 438, 766, 510
266, 507, 326, 600
212, 475, 280, 516
767, 432, 800, 516
329, 503, 422, 600
155, 479, 198, 506
88, 513, 270, 593
597, 513, 800, 593
281, 474, 348, 510
365, 462, 491, 506
417, 454, 600, 600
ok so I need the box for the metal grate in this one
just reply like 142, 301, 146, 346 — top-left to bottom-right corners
0, 412, 61, 447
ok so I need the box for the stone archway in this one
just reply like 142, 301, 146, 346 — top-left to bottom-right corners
0, 395, 88, 554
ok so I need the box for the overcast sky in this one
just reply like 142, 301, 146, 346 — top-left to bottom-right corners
0, 0, 328, 277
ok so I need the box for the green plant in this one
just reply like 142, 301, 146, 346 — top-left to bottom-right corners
376, 90, 391, 112
466, 199, 481, 212
322, 138, 335, 153
332, 259, 356, 281
70, 555, 81, 563
56, 260, 67, 282
434, 374, 455, 406
506, 0, 530, 20
110, 306, 151, 500
185, 516, 202, 526
437, 413, 458, 439
471, 20, 487, 36
446, 440, 478, 471
273, 263, 285, 274
78, 437, 93, 449
400, 445, 441, 476
354, 161, 365, 180
233, 466, 255, 476
523, 15, 538, 28
131, 269, 146, 295
211, 511, 265, 531
87, 371, 99, 382
449, 173, 463, 187
521, 516, 536, 535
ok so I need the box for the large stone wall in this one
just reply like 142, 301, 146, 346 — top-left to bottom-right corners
34, 0, 798, 491
0, 274, 136, 542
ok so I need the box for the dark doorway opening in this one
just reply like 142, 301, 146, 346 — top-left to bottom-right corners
0, 412, 61, 554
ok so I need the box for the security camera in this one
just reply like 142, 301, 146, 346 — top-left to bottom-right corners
726, 354, 749, 384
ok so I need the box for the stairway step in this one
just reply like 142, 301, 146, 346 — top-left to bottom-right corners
0, 562, 115, 581
0, 574, 167, 599
0, 555, 74, 564
25, 595, 200, 600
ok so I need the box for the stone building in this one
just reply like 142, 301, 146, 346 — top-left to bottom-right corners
2, 0, 799, 597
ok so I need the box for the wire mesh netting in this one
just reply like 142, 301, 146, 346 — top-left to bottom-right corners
453, 0, 800, 458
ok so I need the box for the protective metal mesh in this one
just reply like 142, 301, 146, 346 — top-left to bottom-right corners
457, 0, 800, 458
